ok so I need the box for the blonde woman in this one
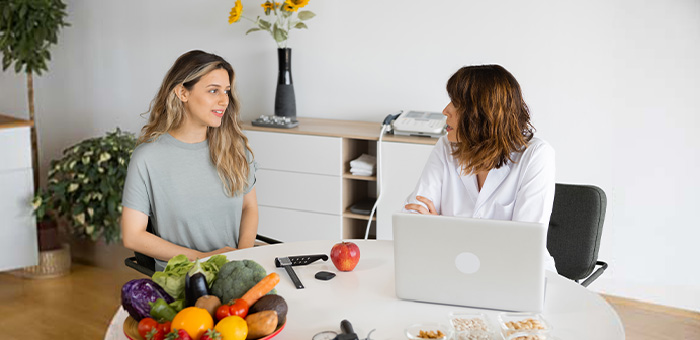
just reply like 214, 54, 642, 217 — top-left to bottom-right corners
121, 50, 258, 270
404, 65, 557, 272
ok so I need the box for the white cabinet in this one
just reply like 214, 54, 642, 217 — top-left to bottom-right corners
376, 141, 435, 240
0, 124, 38, 272
246, 130, 343, 241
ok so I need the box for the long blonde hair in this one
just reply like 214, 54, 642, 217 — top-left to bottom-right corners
139, 50, 253, 196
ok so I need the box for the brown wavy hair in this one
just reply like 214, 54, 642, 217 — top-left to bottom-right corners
446, 65, 534, 175
139, 50, 253, 196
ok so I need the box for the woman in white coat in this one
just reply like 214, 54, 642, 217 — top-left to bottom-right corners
404, 65, 557, 272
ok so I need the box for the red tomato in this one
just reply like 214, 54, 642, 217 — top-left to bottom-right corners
216, 304, 232, 321
158, 321, 171, 335
229, 298, 249, 318
138, 318, 159, 338
146, 328, 165, 340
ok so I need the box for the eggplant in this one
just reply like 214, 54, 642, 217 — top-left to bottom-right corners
185, 272, 210, 307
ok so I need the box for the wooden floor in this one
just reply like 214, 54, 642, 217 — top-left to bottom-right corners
1, 264, 699, 339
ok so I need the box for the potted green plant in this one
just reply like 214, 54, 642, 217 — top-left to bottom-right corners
33, 128, 137, 267
0, 0, 70, 188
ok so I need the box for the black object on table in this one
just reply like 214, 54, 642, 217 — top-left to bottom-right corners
335, 320, 359, 340
276, 256, 304, 289
315, 271, 336, 281
274, 254, 328, 267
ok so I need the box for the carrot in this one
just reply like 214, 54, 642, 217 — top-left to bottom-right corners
241, 272, 280, 307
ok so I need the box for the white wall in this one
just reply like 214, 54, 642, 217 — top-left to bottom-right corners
1, 0, 699, 312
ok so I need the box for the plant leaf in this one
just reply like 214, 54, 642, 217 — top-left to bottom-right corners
273, 25, 288, 43
258, 19, 272, 30
297, 11, 315, 21
246, 28, 262, 35
294, 22, 308, 29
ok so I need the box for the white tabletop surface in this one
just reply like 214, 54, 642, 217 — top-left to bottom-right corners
106, 240, 625, 340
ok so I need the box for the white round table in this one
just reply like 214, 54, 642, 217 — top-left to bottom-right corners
106, 240, 625, 340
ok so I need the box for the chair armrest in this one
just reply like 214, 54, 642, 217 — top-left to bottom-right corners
255, 234, 282, 245
581, 261, 608, 287
124, 256, 155, 277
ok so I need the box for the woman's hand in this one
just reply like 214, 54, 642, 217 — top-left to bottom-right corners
404, 196, 438, 215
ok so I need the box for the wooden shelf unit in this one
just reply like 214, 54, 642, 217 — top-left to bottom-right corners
243, 117, 436, 242
342, 137, 377, 237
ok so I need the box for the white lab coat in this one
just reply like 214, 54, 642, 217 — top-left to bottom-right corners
404, 136, 557, 272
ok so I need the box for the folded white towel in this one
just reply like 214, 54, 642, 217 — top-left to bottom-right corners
351, 165, 374, 173
351, 169, 374, 176
350, 154, 376, 171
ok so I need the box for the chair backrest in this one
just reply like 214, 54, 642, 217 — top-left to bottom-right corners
547, 183, 607, 281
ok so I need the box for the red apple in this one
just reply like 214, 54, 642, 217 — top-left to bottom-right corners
330, 241, 360, 271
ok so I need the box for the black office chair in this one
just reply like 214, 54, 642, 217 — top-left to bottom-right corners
124, 219, 282, 277
547, 183, 608, 287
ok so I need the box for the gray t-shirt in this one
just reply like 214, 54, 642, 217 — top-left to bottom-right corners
121, 133, 256, 270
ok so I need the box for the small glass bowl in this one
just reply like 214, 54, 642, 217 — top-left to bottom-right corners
497, 312, 552, 340
448, 312, 494, 340
405, 322, 451, 340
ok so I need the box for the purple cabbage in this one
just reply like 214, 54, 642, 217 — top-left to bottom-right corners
121, 278, 174, 321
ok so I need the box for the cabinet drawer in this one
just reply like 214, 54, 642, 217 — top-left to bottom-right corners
255, 169, 342, 215
245, 130, 341, 176
0, 168, 35, 218
258, 206, 341, 242
0, 168, 38, 271
0, 127, 32, 172
0, 217, 38, 271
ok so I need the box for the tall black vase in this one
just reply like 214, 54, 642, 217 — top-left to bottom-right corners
274, 48, 296, 118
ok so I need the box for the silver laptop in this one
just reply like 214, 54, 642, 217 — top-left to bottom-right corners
392, 213, 547, 312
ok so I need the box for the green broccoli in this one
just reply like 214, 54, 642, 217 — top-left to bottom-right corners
211, 259, 274, 304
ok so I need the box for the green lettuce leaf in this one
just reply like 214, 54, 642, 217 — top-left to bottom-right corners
152, 255, 194, 299
152, 254, 228, 299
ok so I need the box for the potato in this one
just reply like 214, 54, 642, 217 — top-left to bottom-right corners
194, 295, 222, 319
245, 310, 278, 339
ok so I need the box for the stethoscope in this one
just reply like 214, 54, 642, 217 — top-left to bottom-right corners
312, 320, 376, 340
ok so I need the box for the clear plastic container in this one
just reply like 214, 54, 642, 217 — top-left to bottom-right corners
497, 312, 552, 340
405, 322, 451, 340
448, 312, 494, 340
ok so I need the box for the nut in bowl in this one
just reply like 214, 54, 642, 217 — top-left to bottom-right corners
449, 312, 494, 340
497, 312, 551, 340
405, 323, 451, 340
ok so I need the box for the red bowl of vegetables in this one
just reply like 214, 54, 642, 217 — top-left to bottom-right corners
124, 316, 285, 340
122, 257, 286, 340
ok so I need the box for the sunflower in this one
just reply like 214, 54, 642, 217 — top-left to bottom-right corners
282, 3, 297, 12
261, 1, 281, 15
286, 0, 309, 8
228, 0, 243, 24
282, 0, 308, 12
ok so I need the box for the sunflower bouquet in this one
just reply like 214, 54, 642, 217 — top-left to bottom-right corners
228, 0, 316, 48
